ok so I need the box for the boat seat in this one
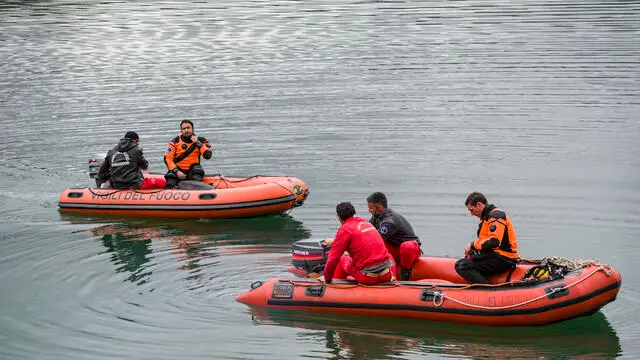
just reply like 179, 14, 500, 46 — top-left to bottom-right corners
177, 180, 213, 190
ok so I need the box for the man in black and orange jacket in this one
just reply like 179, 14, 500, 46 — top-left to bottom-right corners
164, 120, 213, 188
455, 192, 520, 284
367, 192, 422, 281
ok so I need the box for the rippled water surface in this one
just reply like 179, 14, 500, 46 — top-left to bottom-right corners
1, 1, 639, 359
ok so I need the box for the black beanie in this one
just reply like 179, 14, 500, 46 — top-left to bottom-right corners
124, 131, 139, 141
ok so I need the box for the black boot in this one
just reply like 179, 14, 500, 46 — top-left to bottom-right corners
400, 268, 412, 281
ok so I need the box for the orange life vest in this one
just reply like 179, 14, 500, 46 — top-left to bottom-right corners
472, 205, 519, 259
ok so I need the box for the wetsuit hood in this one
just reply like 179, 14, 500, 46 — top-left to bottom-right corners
116, 138, 138, 152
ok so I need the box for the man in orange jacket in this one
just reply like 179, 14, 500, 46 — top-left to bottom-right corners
323, 202, 396, 285
455, 192, 520, 284
164, 120, 213, 188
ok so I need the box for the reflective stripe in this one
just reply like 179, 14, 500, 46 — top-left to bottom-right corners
361, 259, 393, 273
361, 267, 390, 278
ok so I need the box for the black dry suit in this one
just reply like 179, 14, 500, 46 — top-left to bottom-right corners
97, 138, 149, 189
370, 208, 421, 247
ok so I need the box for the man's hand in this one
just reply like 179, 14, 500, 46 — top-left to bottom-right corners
191, 135, 203, 147
465, 243, 472, 256
176, 170, 187, 179
322, 238, 334, 246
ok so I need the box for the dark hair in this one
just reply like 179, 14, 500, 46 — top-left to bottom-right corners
366, 192, 387, 208
124, 131, 139, 141
180, 119, 194, 129
336, 202, 356, 221
465, 192, 488, 206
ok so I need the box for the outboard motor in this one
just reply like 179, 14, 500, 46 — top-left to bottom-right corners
291, 239, 331, 276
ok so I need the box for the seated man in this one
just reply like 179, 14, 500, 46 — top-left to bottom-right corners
96, 131, 157, 190
164, 119, 213, 188
455, 192, 520, 284
323, 202, 396, 285
367, 192, 422, 280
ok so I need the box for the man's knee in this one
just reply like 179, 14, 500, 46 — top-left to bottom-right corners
164, 172, 179, 188
189, 165, 205, 181
455, 258, 473, 273
399, 241, 421, 268
331, 256, 351, 280
340, 256, 353, 272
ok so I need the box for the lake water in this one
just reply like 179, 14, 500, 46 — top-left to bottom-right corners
1, 1, 638, 359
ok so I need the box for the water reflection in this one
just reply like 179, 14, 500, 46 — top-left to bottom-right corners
61, 213, 311, 243
61, 213, 311, 282
100, 229, 154, 285
250, 309, 621, 359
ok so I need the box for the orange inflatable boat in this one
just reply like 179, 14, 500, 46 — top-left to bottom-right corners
236, 240, 621, 327
59, 173, 309, 219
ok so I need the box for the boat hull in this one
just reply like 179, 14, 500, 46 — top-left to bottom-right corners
238, 257, 621, 327
59, 174, 309, 219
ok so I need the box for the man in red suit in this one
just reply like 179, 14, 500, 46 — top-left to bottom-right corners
323, 202, 396, 285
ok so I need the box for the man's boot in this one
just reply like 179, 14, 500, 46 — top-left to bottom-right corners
400, 268, 412, 281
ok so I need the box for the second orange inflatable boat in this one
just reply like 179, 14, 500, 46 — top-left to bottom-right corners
237, 240, 621, 327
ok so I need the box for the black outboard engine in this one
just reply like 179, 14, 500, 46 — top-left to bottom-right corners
291, 239, 331, 275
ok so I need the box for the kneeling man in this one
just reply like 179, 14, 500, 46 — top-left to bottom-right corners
323, 202, 396, 285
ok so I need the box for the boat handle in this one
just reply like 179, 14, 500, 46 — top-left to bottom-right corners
199, 193, 217, 200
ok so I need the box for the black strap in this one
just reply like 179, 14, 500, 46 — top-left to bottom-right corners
505, 265, 517, 283
360, 259, 393, 274
173, 143, 198, 165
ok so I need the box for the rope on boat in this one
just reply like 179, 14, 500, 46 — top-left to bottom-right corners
210, 176, 239, 189
220, 175, 263, 183
435, 266, 608, 310
208, 175, 291, 191
207, 174, 274, 187
88, 188, 121, 197
287, 279, 401, 290
286, 265, 611, 310
271, 181, 298, 216
210, 175, 299, 213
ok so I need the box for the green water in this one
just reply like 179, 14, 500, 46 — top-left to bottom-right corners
1, 1, 638, 359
